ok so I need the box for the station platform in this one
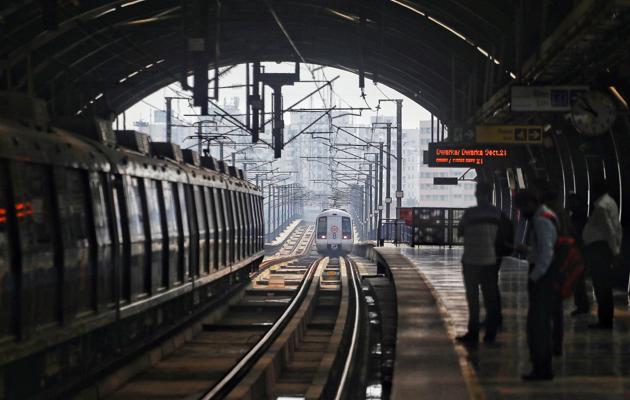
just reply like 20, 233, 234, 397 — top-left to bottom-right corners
373, 246, 630, 400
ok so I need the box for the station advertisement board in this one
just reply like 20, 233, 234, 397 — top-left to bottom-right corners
475, 124, 543, 144
427, 142, 510, 168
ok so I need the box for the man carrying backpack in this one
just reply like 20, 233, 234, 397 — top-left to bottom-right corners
456, 181, 512, 345
515, 190, 557, 381
583, 180, 622, 329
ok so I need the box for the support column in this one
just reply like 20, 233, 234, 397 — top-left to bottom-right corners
197, 123, 202, 155
368, 162, 373, 240
386, 123, 392, 221
364, 176, 369, 240
166, 97, 172, 143
396, 99, 403, 244
267, 183, 273, 242
378, 142, 384, 245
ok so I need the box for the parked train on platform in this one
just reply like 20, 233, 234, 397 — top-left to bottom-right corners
0, 94, 264, 357
315, 208, 354, 254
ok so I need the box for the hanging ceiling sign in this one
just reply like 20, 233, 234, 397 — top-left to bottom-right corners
510, 85, 588, 112
475, 125, 544, 144
427, 143, 510, 168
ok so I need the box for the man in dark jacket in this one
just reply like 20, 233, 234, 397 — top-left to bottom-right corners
456, 181, 511, 345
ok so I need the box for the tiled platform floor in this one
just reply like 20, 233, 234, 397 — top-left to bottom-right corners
399, 246, 630, 400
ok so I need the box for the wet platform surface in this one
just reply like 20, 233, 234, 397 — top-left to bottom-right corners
374, 248, 470, 400
391, 246, 630, 400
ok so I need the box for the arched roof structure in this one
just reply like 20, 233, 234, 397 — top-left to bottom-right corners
1, 0, 578, 121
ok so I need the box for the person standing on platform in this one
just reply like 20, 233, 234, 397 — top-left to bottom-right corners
515, 190, 557, 381
582, 180, 622, 329
456, 181, 508, 345
537, 183, 570, 356
567, 193, 590, 315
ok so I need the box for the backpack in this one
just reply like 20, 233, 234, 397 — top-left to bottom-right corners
541, 211, 586, 299
495, 212, 514, 258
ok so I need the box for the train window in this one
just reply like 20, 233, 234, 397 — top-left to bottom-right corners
125, 177, 145, 242
185, 185, 199, 278
162, 182, 179, 286
176, 183, 190, 282
145, 180, 162, 238
88, 172, 115, 308
55, 168, 93, 317
342, 217, 352, 239
246, 194, 254, 255
111, 175, 129, 302
317, 216, 327, 238
0, 163, 15, 337
256, 196, 263, 250
213, 188, 226, 268
232, 191, 242, 261
145, 179, 163, 292
234, 192, 243, 260
222, 189, 235, 264
194, 186, 208, 275
124, 176, 148, 298
11, 161, 58, 328
258, 197, 264, 250
89, 173, 111, 246
247, 194, 255, 253
204, 187, 218, 271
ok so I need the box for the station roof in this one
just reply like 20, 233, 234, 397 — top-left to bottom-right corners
2, 1, 628, 123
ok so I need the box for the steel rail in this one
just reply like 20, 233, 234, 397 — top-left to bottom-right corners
201, 255, 324, 399
335, 256, 362, 400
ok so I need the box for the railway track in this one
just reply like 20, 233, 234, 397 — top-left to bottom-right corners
258, 223, 316, 270
97, 227, 361, 400
204, 255, 362, 400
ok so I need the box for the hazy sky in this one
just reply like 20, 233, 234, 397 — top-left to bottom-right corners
123, 63, 432, 129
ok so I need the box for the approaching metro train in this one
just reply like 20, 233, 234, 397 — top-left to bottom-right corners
315, 208, 354, 254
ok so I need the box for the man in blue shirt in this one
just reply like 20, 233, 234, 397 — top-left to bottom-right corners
515, 190, 557, 381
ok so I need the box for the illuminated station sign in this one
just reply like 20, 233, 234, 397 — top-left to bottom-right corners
427, 142, 509, 167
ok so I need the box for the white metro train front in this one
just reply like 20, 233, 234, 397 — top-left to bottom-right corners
315, 208, 354, 254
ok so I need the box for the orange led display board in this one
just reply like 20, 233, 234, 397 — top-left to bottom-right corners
427, 143, 509, 167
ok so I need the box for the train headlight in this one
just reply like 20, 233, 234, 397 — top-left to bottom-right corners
342, 235, 350, 239
320, 235, 327, 239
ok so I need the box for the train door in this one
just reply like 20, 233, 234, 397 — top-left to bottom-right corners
328, 216, 341, 245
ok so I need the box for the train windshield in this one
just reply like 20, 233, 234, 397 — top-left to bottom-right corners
317, 216, 327, 238
342, 217, 352, 239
